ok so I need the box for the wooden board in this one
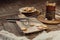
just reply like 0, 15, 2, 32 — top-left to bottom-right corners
16, 17, 48, 34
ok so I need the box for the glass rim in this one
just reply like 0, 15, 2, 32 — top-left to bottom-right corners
46, 1, 56, 6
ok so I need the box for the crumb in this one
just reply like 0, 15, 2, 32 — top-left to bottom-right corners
30, 23, 34, 27
21, 28, 27, 31
37, 27, 43, 30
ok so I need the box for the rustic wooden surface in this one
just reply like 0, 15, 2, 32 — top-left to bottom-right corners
0, 0, 60, 39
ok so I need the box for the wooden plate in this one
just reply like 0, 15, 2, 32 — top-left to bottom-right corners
37, 15, 60, 24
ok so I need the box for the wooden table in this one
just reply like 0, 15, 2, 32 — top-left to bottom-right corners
0, 0, 60, 39
0, 15, 60, 39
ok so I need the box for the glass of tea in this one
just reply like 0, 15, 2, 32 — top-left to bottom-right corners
46, 1, 56, 20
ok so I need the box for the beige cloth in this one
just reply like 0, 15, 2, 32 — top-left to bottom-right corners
33, 30, 60, 40
0, 30, 30, 40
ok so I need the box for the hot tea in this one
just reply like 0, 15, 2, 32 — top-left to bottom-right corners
46, 2, 56, 20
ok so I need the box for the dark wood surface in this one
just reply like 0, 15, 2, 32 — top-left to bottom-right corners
0, 0, 60, 39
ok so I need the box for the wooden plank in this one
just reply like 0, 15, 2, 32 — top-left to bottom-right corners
13, 23, 25, 36
0, 26, 4, 31
5, 15, 20, 20
3, 22, 20, 36
0, 22, 4, 31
